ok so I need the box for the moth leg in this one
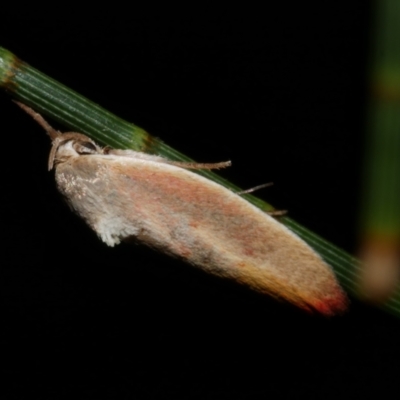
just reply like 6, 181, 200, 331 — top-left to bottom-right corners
267, 210, 287, 217
237, 182, 273, 195
237, 183, 287, 217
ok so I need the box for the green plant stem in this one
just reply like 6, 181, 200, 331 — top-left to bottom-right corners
1, 46, 398, 316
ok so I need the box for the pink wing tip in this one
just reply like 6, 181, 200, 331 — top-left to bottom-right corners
310, 288, 349, 316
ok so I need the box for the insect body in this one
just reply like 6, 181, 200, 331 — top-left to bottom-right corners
17, 102, 347, 315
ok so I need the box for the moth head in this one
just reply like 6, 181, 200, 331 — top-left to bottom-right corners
49, 133, 102, 170
13, 102, 103, 171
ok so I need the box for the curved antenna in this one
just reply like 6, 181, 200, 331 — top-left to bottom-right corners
14, 101, 61, 141
14, 101, 64, 170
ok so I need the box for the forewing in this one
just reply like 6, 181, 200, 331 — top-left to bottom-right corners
56, 154, 347, 315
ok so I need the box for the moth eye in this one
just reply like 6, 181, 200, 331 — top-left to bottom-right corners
74, 141, 98, 155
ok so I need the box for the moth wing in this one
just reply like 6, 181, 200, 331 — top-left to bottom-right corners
57, 154, 347, 315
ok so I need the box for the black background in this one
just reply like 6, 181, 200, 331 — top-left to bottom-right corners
2, 3, 399, 399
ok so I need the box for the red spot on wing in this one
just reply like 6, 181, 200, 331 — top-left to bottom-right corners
310, 290, 348, 316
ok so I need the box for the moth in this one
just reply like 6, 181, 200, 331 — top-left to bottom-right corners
17, 102, 347, 315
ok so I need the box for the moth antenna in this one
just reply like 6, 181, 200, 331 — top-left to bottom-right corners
13, 101, 61, 141
168, 160, 231, 170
